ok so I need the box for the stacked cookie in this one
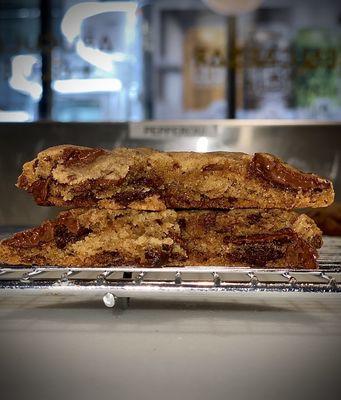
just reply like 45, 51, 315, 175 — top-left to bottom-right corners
0, 146, 334, 269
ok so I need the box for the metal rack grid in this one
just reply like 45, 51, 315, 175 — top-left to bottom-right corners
1, 236, 340, 307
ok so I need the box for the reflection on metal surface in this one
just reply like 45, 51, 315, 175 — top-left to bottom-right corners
196, 136, 209, 152
103, 292, 116, 308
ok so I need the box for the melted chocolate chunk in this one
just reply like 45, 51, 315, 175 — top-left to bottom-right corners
178, 218, 187, 230
68, 178, 113, 202
5, 213, 92, 250
66, 173, 164, 207
248, 153, 331, 191
62, 147, 106, 167
202, 164, 224, 172
68, 191, 97, 207
144, 244, 172, 267
225, 228, 295, 246
169, 194, 238, 210
33, 159, 39, 171
3, 222, 54, 248
230, 243, 284, 267
163, 181, 207, 208
111, 171, 163, 206
114, 187, 158, 206
124, 165, 163, 188
54, 225, 91, 249
57, 214, 80, 234
247, 213, 262, 225
53, 226, 71, 249
29, 178, 51, 205
227, 196, 237, 204
61, 178, 114, 207
225, 228, 298, 267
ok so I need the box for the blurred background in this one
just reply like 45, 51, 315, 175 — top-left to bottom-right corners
0, 0, 340, 228
0, 0, 340, 122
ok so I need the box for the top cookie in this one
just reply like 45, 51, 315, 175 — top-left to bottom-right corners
17, 145, 334, 210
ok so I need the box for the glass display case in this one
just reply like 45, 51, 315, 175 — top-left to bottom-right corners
0, 0, 340, 121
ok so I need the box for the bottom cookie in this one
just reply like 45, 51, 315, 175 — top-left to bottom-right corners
0, 208, 322, 269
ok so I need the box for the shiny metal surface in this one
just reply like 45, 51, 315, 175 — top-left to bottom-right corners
0, 120, 340, 225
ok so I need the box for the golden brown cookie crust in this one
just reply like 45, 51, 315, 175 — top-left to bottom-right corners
17, 145, 334, 210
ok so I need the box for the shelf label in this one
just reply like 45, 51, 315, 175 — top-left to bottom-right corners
129, 123, 219, 139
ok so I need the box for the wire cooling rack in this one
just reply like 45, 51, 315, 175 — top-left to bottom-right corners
0, 236, 340, 308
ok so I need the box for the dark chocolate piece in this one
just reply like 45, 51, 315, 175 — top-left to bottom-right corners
144, 243, 172, 267
227, 228, 294, 245
3, 222, 54, 248
54, 225, 91, 249
29, 178, 51, 205
248, 153, 331, 191
230, 243, 284, 267
62, 147, 106, 167
202, 164, 225, 172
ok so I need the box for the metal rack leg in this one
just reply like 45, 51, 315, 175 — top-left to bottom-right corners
116, 297, 130, 310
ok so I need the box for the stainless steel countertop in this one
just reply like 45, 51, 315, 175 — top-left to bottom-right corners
0, 293, 340, 400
